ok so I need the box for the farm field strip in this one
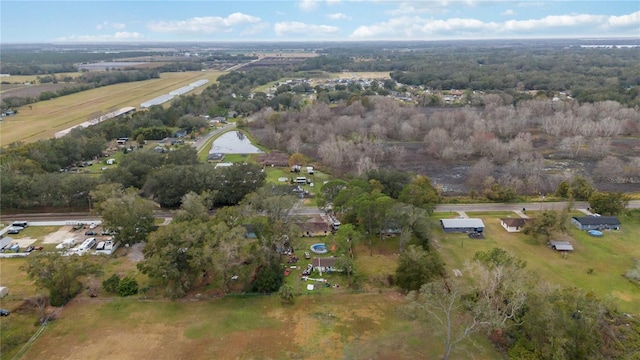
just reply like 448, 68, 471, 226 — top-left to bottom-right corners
0, 71, 224, 145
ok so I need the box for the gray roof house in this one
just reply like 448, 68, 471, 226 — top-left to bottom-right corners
571, 216, 620, 231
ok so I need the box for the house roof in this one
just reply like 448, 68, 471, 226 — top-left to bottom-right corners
550, 241, 574, 251
312, 257, 337, 268
500, 218, 530, 227
298, 222, 331, 234
572, 216, 620, 226
440, 218, 485, 228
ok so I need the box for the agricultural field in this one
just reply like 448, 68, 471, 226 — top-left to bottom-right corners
435, 211, 640, 314
0, 71, 223, 146
0, 72, 84, 84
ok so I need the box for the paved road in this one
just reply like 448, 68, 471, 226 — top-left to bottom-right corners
434, 200, 640, 213
2, 200, 638, 225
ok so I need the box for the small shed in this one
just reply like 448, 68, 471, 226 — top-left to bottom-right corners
440, 218, 485, 233
0, 286, 8, 298
571, 216, 620, 231
549, 241, 574, 251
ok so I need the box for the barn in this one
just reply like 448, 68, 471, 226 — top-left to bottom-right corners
440, 218, 485, 233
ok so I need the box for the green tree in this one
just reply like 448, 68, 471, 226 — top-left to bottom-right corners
588, 191, 629, 215
98, 187, 155, 244
570, 176, 594, 201
395, 245, 444, 292
117, 276, 139, 297
555, 180, 570, 198
25, 253, 101, 306
523, 210, 564, 241
172, 191, 211, 223
398, 175, 440, 213
278, 284, 295, 305
137, 221, 215, 299
102, 274, 121, 293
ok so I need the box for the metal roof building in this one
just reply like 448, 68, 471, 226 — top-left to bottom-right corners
440, 218, 485, 233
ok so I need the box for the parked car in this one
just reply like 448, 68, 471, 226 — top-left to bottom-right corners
0, 309, 10, 316
33, 246, 44, 251
304, 252, 311, 259
26, 246, 35, 252
284, 268, 291, 276
85, 230, 97, 236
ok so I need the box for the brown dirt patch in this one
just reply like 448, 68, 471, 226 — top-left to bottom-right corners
42, 226, 76, 244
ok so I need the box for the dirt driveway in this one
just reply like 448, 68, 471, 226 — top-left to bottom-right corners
42, 226, 78, 244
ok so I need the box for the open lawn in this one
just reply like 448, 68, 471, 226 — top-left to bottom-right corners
15, 291, 500, 360
435, 212, 640, 314
0, 71, 223, 146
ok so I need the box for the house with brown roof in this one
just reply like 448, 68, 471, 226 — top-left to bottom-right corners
312, 257, 337, 274
500, 218, 532, 232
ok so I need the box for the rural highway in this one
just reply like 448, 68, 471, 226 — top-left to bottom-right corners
2, 201, 639, 224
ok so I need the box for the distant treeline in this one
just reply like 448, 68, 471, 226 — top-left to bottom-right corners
297, 47, 640, 106
0, 51, 166, 74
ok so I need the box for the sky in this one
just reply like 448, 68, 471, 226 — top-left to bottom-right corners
1, 1, 639, 43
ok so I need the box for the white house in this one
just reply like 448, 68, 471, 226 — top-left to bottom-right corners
500, 218, 531, 232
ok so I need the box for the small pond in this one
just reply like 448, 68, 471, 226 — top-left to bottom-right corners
210, 131, 263, 154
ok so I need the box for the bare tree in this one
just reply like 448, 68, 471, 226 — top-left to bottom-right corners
593, 156, 625, 182
286, 133, 302, 154
587, 137, 611, 159
407, 279, 482, 360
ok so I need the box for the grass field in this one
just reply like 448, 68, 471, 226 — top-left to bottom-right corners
435, 212, 640, 314
0, 71, 224, 146
13, 291, 499, 360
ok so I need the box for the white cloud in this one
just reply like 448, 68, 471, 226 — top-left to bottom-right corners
57, 32, 144, 42
328, 12, 351, 20
352, 16, 498, 38
501, 9, 516, 16
298, 0, 321, 11
351, 11, 640, 39
607, 11, 640, 27
299, 0, 342, 11
96, 21, 126, 30
504, 14, 604, 31
274, 21, 340, 36
148, 13, 262, 33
